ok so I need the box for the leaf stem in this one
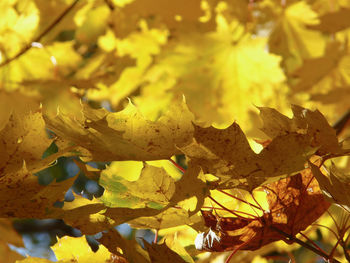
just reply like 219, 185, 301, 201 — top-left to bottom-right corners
208, 195, 258, 220
269, 226, 341, 263
168, 158, 186, 173
218, 189, 262, 211
153, 229, 158, 244
0, 0, 80, 68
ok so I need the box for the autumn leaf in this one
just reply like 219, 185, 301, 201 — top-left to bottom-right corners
310, 162, 350, 212
143, 241, 187, 263
109, 0, 215, 38
181, 107, 330, 190
268, 1, 326, 72
2, 0, 350, 262
138, 15, 286, 128
100, 163, 176, 208
44, 100, 194, 161
308, 8, 350, 34
99, 228, 149, 263
259, 104, 341, 155
0, 93, 75, 218
290, 42, 347, 92
196, 168, 330, 252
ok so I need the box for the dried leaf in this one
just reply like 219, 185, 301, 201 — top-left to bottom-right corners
196, 169, 330, 252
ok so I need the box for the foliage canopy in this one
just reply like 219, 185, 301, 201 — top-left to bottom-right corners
1, 0, 350, 262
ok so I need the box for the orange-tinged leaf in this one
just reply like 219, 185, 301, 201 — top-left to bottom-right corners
196, 169, 330, 252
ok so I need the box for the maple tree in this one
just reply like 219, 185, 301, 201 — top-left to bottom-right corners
1, 0, 350, 262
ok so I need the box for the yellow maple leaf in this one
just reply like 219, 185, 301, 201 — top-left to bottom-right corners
269, 1, 326, 72
136, 16, 286, 130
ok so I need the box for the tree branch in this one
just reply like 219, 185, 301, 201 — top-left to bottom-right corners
0, 0, 80, 68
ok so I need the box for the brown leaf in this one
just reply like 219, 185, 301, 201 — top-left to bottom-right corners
196, 169, 330, 252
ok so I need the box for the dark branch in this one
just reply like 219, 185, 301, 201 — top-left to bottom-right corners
0, 0, 80, 68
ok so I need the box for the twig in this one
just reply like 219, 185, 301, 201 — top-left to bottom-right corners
218, 190, 262, 211
0, 0, 80, 68
168, 158, 186, 173
270, 226, 341, 263
208, 195, 258, 220
153, 229, 158, 244
333, 110, 350, 136
340, 239, 350, 262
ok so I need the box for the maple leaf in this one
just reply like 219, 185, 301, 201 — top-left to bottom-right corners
143, 241, 187, 263
310, 162, 350, 213
109, 0, 215, 38
88, 24, 167, 111
51, 193, 161, 234
196, 168, 330, 252
138, 16, 286, 128
0, 0, 39, 57
53, 160, 207, 234
259, 105, 341, 155
290, 42, 347, 92
308, 8, 350, 34
100, 163, 176, 208
1, 41, 82, 90
99, 228, 150, 263
17, 236, 114, 263
0, 93, 75, 218
268, 1, 326, 72
44, 100, 194, 162
181, 106, 336, 191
